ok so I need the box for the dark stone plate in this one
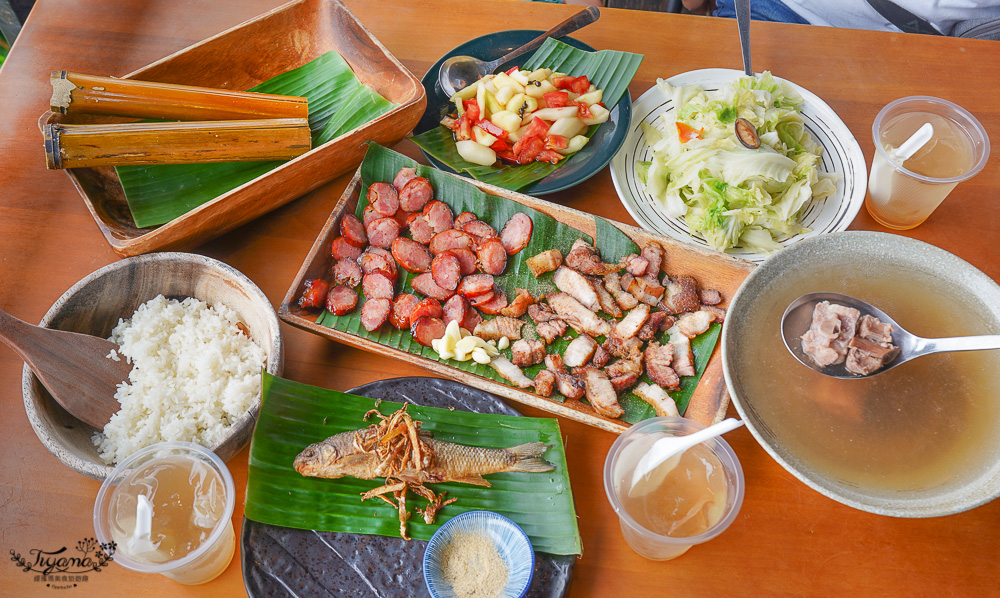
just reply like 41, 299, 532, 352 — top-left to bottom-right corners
241, 377, 575, 597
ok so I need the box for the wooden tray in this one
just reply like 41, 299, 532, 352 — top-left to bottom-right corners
40, 0, 426, 257
279, 165, 756, 433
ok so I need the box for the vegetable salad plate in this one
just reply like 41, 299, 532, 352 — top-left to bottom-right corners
412, 31, 640, 195
610, 69, 866, 264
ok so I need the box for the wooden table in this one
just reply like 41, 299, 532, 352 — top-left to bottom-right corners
2, 1, 998, 596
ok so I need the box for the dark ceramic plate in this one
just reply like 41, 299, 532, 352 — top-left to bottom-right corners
415, 29, 631, 195
241, 377, 574, 598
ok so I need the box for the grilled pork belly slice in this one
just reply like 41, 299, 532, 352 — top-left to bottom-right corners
667, 326, 696, 377
637, 312, 668, 342
603, 271, 639, 310
564, 239, 620, 276
489, 355, 533, 388
614, 303, 651, 340
511, 339, 545, 367
526, 249, 563, 278
533, 369, 556, 397
536, 319, 568, 344
634, 382, 680, 417
584, 368, 624, 418
553, 266, 600, 311
676, 309, 715, 339
661, 275, 701, 314
563, 334, 597, 368
588, 275, 623, 318
547, 292, 611, 337
644, 341, 680, 390
474, 316, 524, 341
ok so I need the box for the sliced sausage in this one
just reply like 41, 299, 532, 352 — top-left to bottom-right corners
422, 200, 454, 233
460, 219, 497, 240
409, 297, 443, 322
443, 294, 469, 328
393, 166, 418, 192
453, 211, 478, 230
500, 212, 533, 255
476, 236, 508, 275
457, 273, 495, 298
429, 229, 475, 255
362, 205, 381, 228
447, 248, 478, 276
325, 284, 358, 316
360, 297, 392, 332
399, 176, 434, 212
393, 208, 412, 231
391, 237, 434, 273
411, 316, 446, 348
390, 293, 421, 330
340, 213, 368, 248
368, 182, 399, 216
298, 278, 329, 310
411, 272, 455, 301
468, 288, 495, 307
476, 286, 509, 315
331, 237, 363, 262
332, 257, 362, 287
358, 247, 397, 281
431, 252, 462, 291
366, 217, 401, 250
408, 215, 435, 245
362, 272, 395, 301
460, 308, 483, 333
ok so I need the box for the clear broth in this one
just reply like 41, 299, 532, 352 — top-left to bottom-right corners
733, 263, 1000, 493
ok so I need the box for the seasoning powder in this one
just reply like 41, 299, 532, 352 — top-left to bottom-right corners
440, 531, 509, 598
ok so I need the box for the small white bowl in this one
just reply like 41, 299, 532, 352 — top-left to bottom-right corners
22, 252, 283, 480
423, 511, 534, 598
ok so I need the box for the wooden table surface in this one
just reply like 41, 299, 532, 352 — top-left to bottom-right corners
2, 0, 999, 596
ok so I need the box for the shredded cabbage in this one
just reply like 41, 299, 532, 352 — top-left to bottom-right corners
642, 72, 840, 254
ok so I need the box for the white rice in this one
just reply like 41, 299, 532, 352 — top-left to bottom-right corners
93, 294, 265, 465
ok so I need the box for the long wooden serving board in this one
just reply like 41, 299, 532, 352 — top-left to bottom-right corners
279, 163, 755, 433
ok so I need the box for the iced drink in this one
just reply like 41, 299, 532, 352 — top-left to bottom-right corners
866, 97, 989, 230
94, 442, 236, 584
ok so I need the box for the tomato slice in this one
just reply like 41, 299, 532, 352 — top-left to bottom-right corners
573, 100, 593, 119
552, 75, 590, 95
523, 116, 550, 139
463, 99, 481, 121
476, 119, 508, 140
490, 138, 511, 152
516, 136, 545, 164
543, 91, 569, 108
537, 149, 565, 164
676, 121, 703, 143
546, 134, 569, 150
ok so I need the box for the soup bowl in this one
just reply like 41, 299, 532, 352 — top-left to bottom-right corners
722, 231, 1000, 517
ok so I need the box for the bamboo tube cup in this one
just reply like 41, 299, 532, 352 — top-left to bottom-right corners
43, 118, 312, 169
50, 71, 309, 121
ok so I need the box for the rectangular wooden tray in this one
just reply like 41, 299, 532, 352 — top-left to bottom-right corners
40, 0, 426, 257
279, 166, 756, 433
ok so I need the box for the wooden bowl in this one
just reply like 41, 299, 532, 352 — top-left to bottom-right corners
40, 0, 426, 257
22, 252, 284, 480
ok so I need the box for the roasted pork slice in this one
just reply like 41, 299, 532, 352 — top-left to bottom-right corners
587, 275, 623, 318
603, 271, 639, 310
700, 305, 726, 324
639, 243, 664, 280
488, 355, 533, 388
553, 266, 600, 311
676, 309, 715, 339
603, 335, 643, 361
800, 301, 860, 367
564, 239, 620, 276
627, 276, 665, 306
637, 312, 668, 342
698, 288, 722, 305
511, 339, 545, 367
533, 369, 556, 397
634, 382, 680, 417
592, 344, 611, 368
527, 302, 559, 323
526, 249, 563, 278
546, 292, 612, 337
553, 371, 585, 399
614, 303, 651, 340
584, 368, 624, 419
500, 288, 536, 318
610, 371, 641, 393
474, 316, 524, 341
535, 319, 568, 344
644, 341, 680, 389
622, 254, 649, 277
563, 334, 598, 368
845, 336, 900, 375
661, 275, 701, 314
604, 357, 642, 379
544, 352, 566, 372
667, 326, 696, 377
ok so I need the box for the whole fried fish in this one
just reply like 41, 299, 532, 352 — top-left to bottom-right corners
294, 430, 555, 487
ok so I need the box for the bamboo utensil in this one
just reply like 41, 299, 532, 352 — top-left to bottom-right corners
44, 118, 312, 169
50, 71, 309, 121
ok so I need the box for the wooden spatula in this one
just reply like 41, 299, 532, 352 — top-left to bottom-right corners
1, 307, 127, 428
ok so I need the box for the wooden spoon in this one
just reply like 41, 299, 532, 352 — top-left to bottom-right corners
1, 307, 127, 428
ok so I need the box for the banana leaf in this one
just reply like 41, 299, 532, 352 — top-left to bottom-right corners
116, 51, 398, 228
316, 143, 719, 424
409, 38, 643, 191
244, 373, 582, 555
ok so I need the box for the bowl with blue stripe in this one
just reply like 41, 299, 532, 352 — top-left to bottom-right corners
423, 510, 534, 598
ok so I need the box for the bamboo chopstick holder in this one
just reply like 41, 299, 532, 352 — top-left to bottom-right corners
50, 71, 309, 121
43, 118, 312, 169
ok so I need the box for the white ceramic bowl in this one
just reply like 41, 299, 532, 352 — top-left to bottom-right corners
611, 69, 867, 264
722, 231, 1000, 516
22, 252, 283, 480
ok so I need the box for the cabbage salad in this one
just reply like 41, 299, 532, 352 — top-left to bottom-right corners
637, 71, 839, 254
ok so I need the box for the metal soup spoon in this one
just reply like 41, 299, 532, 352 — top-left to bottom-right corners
437, 6, 601, 98
781, 291, 1000, 379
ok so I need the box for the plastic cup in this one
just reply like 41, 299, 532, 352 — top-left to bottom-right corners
603, 417, 744, 561
866, 96, 990, 230
93, 441, 236, 584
